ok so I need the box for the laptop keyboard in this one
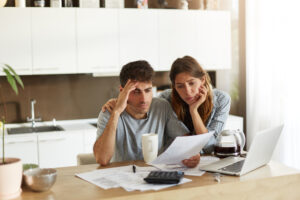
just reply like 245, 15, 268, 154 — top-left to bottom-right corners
218, 160, 245, 173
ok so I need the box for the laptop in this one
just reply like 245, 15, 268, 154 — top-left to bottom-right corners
199, 125, 284, 176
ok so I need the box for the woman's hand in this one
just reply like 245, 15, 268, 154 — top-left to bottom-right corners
189, 85, 207, 113
182, 153, 200, 168
101, 98, 117, 113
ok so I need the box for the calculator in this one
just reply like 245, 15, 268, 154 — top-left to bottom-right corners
144, 171, 184, 184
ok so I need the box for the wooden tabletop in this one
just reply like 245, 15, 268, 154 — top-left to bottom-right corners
16, 160, 300, 200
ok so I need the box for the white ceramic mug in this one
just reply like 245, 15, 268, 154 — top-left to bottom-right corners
142, 133, 158, 163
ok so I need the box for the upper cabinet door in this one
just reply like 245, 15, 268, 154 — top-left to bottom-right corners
158, 10, 198, 71
119, 9, 159, 70
77, 9, 119, 74
195, 11, 231, 70
0, 8, 32, 75
31, 8, 77, 74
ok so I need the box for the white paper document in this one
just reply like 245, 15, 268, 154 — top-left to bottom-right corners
152, 156, 220, 176
75, 165, 192, 192
151, 132, 214, 165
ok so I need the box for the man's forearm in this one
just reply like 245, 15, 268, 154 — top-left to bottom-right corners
93, 111, 120, 165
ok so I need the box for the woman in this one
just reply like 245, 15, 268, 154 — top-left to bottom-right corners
102, 56, 231, 166
160, 56, 231, 154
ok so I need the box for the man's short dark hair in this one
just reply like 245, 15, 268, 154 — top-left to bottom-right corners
119, 60, 154, 87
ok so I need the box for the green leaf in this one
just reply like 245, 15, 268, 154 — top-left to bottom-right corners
3, 68, 18, 95
5, 64, 24, 89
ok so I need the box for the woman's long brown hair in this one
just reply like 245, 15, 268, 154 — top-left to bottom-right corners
169, 56, 213, 127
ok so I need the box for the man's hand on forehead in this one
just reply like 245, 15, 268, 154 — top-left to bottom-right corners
124, 79, 153, 94
125, 80, 139, 93
113, 79, 138, 114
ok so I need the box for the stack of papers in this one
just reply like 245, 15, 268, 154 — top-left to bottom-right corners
150, 132, 218, 176
75, 165, 192, 192
76, 132, 217, 191
151, 132, 214, 165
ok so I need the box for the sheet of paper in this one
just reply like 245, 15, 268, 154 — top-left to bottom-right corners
152, 156, 220, 176
75, 165, 192, 192
199, 156, 220, 167
76, 166, 130, 189
151, 132, 214, 165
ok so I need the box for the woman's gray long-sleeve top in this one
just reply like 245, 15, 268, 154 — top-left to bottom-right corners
158, 89, 231, 153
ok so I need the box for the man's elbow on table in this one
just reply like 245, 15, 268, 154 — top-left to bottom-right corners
94, 150, 111, 166
93, 144, 111, 166
96, 156, 110, 166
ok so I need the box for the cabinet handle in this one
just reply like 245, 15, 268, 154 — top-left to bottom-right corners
39, 138, 66, 142
34, 67, 59, 71
91, 66, 103, 69
5, 140, 35, 144
16, 68, 31, 71
91, 66, 116, 69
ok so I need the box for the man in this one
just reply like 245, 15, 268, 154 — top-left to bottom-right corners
93, 60, 200, 167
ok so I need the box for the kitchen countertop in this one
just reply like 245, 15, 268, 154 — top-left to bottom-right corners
4, 118, 98, 136
3, 114, 243, 136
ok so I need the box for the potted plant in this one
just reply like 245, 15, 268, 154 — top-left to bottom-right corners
0, 64, 24, 199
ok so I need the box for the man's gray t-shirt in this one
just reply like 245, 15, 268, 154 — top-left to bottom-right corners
97, 98, 189, 162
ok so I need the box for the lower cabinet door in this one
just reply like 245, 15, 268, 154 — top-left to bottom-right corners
83, 130, 97, 153
38, 131, 84, 168
1, 134, 38, 165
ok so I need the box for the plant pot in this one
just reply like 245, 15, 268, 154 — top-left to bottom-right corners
0, 158, 22, 200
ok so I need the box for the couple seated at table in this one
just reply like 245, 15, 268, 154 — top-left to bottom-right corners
93, 56, 231, 168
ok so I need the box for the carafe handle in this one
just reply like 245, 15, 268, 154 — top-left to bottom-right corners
236, 129, 246, 152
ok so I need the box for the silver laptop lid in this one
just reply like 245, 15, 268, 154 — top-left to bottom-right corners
240, 125, 283, 175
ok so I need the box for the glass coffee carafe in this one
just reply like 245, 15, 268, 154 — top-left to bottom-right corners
214, 129, 245, 158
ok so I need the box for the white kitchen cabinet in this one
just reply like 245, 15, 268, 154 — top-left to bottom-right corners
38, 131, 84, 168
0, 8, 231, 75
0, 8, 32, 75
119, 9, 159, 70
0, 134, 38, 164
195, 11, 231, 70
158, 10, 198, 71
31, 8, 77, 74
83, 129, 97, 153
77, 9, 119, 74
